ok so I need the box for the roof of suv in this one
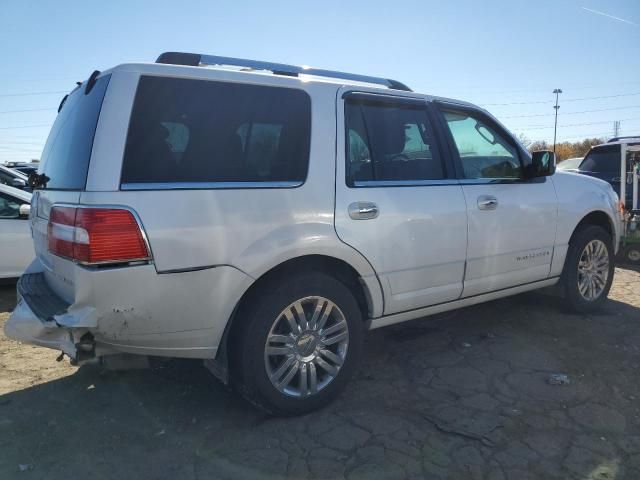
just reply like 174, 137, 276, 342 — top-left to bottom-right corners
607, 136, 640, 144
596, 137, 640, 147
155, 51, 414, 92
105, 52, 482, 114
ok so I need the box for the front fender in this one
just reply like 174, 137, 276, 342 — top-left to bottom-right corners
550, 173, 621, 276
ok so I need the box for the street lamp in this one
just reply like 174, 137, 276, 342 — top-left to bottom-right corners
553, 88, 562, 153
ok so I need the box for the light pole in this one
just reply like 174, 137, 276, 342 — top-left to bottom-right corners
553, 88, 562, 153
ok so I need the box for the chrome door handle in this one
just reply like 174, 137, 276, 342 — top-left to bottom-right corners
348, 202, 379, 220
477, 195, 498, 210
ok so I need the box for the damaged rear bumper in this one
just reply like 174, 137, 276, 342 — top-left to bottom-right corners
4, 273, 94, 361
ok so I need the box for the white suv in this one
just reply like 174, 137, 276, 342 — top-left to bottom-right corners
6, 53, 621, 415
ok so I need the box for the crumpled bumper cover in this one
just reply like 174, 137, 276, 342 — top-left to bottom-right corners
4, 273, 81, 359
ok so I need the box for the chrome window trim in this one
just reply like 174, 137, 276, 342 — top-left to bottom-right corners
352, 179, 458, 188
120, 181, 303, 191
457, 177, 543, 185
458, 178, 520, 185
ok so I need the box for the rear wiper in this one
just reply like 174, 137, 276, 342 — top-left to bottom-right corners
28, 172, 50, 189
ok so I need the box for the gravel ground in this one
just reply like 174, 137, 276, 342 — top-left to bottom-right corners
0, 268, 639, 480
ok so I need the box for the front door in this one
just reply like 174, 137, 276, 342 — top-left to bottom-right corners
437, 105, 558, 297
334, 91, 468, 315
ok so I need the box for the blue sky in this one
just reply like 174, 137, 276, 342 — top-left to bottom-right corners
1, 0, 639, 163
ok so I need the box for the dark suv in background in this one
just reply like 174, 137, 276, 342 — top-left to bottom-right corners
576, 137, 639, 207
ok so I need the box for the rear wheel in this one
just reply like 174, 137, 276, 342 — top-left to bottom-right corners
562, 225, 615, 313
232, 272, 363, 416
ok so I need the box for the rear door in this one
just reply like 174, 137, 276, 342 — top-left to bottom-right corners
29, 74, 111, 302
436, 104, 558, 297
334, 91, 468, 315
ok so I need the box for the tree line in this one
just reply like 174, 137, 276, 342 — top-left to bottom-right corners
517, 134, 604, 162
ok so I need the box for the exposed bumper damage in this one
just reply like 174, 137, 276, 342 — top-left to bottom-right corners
5, 262, 253, 361
5, 273, 94, 361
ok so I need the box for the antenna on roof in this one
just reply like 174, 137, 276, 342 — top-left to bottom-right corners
155, 52, 412, 92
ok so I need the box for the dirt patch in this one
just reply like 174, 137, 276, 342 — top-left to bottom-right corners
1, 269, 639, 479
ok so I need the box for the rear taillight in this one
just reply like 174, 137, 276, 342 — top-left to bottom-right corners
48, 206, 150, 265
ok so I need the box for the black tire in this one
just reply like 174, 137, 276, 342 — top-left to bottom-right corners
562, 225, 615, 313
231, 272, 364, 416
622, 244, 640, 265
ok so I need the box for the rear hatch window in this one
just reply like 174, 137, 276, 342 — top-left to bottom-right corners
38, 75, 111, 190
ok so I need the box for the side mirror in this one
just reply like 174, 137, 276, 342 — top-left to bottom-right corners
527, 150, 556, 178
11, 177, 27, 188
19, 204, 31, 219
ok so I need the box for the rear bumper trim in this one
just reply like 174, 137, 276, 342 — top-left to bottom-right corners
4, 298, 77, 359
5, 272, 81, 359
17, 272, 70, 323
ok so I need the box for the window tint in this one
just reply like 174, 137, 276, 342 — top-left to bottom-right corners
39, 75, 110, 190
443, 110, 522, 179
345, 100, 444, 184
0, 192, 24, 219
580, 146, 619, 173
121, 77, 311, 185
161, 122, 190, 160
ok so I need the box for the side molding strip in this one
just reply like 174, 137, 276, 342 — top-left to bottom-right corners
370, 277, 559, 330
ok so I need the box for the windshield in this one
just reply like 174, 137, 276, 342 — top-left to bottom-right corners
38, 75, 110, 190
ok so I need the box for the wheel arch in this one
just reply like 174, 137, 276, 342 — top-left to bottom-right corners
569, 210, 615, 245
558, 209, 616, 282
207, 254, 379, 384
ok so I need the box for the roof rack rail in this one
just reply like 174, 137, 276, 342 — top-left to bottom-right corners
156, 52, 412, 92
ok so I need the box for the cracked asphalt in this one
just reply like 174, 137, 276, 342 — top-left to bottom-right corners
1, 267, 639, 479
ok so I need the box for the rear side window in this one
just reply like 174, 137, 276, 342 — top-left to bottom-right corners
345, 99, 444, 185
580, 146, 619, 173
39, 75, 111, 190
121, 76, 311, 185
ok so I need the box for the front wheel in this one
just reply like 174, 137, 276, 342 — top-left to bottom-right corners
231, 272, 363, 416
562, 225, 615, 313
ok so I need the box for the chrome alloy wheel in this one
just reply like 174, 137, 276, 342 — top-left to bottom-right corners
264, 296, 349, 398
577, 239, 610, 301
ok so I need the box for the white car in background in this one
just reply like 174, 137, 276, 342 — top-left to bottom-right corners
0, 184, 33, 279
0, 164, 31, 192
557, 157, 583, 171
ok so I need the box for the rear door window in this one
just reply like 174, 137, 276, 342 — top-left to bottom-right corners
121, 76, 311, 186
39, 75, 111, 190
345, 98, 444, 185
